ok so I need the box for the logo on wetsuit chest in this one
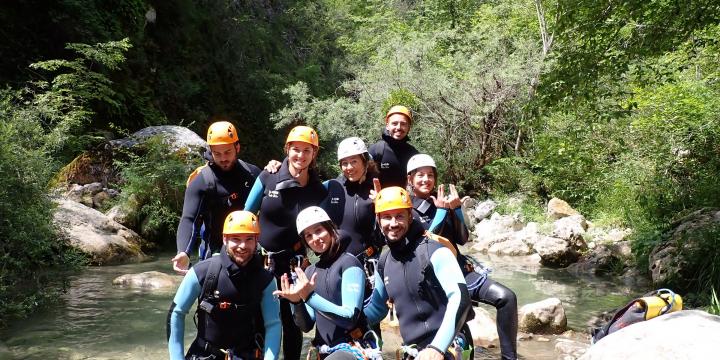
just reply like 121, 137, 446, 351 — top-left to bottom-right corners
330, 197, 340, 204
421, 215, 430, 224
268, 190, 279, 198
381, 162, 390, 169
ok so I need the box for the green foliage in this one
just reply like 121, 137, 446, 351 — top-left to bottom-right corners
709, 288, 720, 316
0, 38, 132, 326
492, 192, 547, 225
114, 136, 203, 246
23, 38, 131, 162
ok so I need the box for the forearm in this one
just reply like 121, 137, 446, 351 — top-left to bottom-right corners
243, 177, 264, 213
261, 281, 281, 360
305, 267, 365, 321
168, 270, 201, 359
428, 249, 470, 350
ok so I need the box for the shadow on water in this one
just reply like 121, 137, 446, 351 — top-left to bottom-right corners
0, 251, 648, 360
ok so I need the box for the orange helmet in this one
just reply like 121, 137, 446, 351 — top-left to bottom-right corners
207, 121, 238, 145
286, 126, 319, 147
375, 186, 413, 214
385, 105, 413, 123
223, 211, 260, 235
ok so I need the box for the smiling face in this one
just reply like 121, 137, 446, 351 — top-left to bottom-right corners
286, 141, 317, 172
377, 208, 411, 243
385, 113, 411, 140
408, 166, 436, 198
223, 233, 258, 266
339, 154, 366, 182
302, 223, 334, 254
210, 143, 240, 171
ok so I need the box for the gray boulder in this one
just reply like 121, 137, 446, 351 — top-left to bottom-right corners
555, 338, 589, 360
580, 310, 720, 360
472, 213, 525, 253
552, 215, 588, 248
109, 125, 207, 154
567, 241, 633, 276
472, 199, 498, 223
533, 236, 581, 268
649, 208, 720, 285
113, 271, 181, 290
518, 297, 567, 334
53, 199, 147, 265
466, 306, 499, 348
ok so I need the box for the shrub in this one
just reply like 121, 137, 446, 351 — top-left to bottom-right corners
113, 136, 204, 247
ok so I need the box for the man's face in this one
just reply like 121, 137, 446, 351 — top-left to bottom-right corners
210, 143, 239, 171
223, 234, 257, 266
377, 208, 411, 243
385, 114, 411, 140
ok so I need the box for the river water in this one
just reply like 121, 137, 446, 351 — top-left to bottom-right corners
0, 251, 646, 360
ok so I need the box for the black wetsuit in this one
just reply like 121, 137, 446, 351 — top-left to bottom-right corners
368, 130, 419, 188
412, 195, 519, 360
322, 175, 382, 258
364, 222, 471, 352
176, 159, 261, 258
244, 157, 328, 360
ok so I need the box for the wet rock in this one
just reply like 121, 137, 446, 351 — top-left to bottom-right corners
555, 338, 588, 360
580, 310, 720, 359
112, 271, 181, 290
53, 199, 147, 265
518, 298, 567, 334
547, 198, 579, 219
533, 236, 580, 268
649, 208, 720, 285
466, 307, 499, 348
567, 241, 632, 276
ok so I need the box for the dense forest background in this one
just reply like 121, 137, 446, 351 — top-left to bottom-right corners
2, 0, 719, 325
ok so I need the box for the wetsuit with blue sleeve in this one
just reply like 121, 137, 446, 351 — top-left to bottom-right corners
167, 252, 280, 360
177, 157, 260, 258
364, 222, 471, 353
244, 157, 328, 360
292, 238, 367, 347
413, 195, 519, 360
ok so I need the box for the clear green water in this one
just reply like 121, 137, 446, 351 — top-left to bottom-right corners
0, 252, 647, 360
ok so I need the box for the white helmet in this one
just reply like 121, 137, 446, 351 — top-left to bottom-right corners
337, 137, 368, 161
296, 206, 332, 235
407, 154, 437, 174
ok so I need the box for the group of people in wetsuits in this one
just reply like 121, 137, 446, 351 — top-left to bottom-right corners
167, 105, 519, 360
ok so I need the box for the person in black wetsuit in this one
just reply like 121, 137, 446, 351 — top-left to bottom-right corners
364, 186, 472, 360
172, 121, 261, 274
244, 125, 328, 360
407, 154, 519, 360
167, 210, 281, 360
274, 206, 377, 360
368, 105, 419, 188
323, 136, 383, 260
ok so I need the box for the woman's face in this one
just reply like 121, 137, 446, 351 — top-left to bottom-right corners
409, 166, 436, 198
339, 154, 366, 182
287, 141, 316, 171
303, 223, 333, 254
